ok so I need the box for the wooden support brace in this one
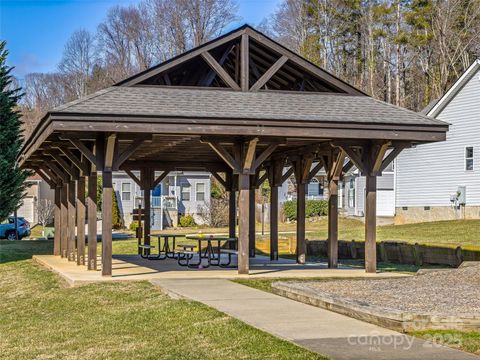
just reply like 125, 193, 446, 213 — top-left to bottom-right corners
250, 55, 288, 91
69, 139, 97, 166
201, 51, 241, 91
113, 138, 145, 171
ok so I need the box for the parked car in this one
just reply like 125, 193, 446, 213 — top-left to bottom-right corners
0, 217, 31, 240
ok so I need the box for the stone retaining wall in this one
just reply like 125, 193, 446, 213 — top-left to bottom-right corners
272, 282, 480, 332
307, 240, 480, 267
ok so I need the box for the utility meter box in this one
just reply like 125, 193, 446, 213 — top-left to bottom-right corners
457, 186, 466, 205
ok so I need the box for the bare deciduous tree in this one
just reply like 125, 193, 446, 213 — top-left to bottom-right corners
37, 199, 54, 238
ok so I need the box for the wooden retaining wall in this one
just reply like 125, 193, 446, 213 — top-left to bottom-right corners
307, 240, 480, 267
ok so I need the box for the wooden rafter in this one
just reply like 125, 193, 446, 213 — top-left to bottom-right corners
307, 161, 324, 181
68, 139, 97, 166
337, 145, 365, 174
57, 146, 89, 175
380, 144, 408, 173
281, 166, 294, 183
250, 55, 288, 91
240, 33, 249, 91
46, 150, 79, 179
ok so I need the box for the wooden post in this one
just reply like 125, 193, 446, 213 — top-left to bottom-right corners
328, 178, 339, 268
296, 182, 306, 264
61, 183, 68, 258
248, 186, 256, 257
67, 180, 76, 262
76, 176, 86, 265
53, 186, 61, 256
365, 174, 377, 273
270, 185, 279, 261
144, 191, 151, 246
102, 171, 113, 276
228, 190, 236, 239
238, 174, 250, 274
87, 173, 97, 270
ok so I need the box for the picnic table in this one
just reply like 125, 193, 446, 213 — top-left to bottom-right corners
147, 233, 185, 260
179, 235, 237, 268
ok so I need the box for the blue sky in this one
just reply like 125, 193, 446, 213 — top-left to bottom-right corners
0, 0, 281, 79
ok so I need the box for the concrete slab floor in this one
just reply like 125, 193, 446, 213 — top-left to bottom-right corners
33, 254, 407, 287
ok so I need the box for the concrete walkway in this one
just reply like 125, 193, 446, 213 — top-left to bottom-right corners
152, 278, 478, 360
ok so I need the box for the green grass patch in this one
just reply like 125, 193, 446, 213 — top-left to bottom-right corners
0, 241, 325, 359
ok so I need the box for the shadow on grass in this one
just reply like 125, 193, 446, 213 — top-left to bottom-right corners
0, 240, 53, 264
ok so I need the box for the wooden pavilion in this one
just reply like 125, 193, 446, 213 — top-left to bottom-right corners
18, 25, 448, 276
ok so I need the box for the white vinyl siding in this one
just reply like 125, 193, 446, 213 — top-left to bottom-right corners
396, 65, 480, 207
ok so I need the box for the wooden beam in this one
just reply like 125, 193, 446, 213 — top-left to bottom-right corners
113, 138, 145, 171
201, 51, 240, 91
104, 133, 117, 171
76, 176, 86, 265
53, 186, 61, 256
307, 161, 324, 181
238, 173, 250, 274
243, 138, 258, 172
252, 143, 278, 171
32, 167, 56, 188
372, 142, 390, 174
331, 150, 346, 180
342, 160, 355, 174
338, 145, 365, 173
206, 141, 238, 170
256, 171, 268, 187
125, 169, 142, 187
250, 55, 288, 91
296, 182, 306, 264
380, 145, 407, 173
270, 185, 279, 261
328, 177, 339, 269
211, 171, 227, 189
47, 151, 79, 179
280, 166, 294, 184
67, 180, 76, 262
68, 139, 97, 165
202, 43, 235, 86
60, 184, 68, 258
44, 161, 69, 183
152, 171, 169, 189
102, 171, 113, 276
248, 185, 256, 257
87, 173, 97, 270
57, 147, 89, 175
240, 33, 249, 91
365, 174, 377, 273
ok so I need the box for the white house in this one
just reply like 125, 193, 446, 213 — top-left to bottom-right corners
113, 171, 211, 229
395, 60, 480, 223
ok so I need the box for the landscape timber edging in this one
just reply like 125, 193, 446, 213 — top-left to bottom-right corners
271, 281, 480, 332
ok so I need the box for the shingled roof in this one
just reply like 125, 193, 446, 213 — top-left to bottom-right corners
52, 86, 447, 127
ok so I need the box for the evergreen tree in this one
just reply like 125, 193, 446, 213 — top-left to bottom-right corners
96, 175, 123, 229
0, 41, 29, 222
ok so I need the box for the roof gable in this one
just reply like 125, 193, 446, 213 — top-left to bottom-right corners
428, 59, 480, 117
116, 24, 365, 95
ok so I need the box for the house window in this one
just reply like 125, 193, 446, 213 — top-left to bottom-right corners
121, 183, 131, 201
196, 183, 206, 201
307, 178, 320, 197
465, 147, 474, 171
181, 183, 191, 201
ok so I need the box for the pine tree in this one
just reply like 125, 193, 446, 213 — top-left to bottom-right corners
0, 41, 29, 222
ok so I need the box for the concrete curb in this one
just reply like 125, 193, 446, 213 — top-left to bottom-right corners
272, 281, 480, 332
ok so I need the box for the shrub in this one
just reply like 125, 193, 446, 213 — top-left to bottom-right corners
129, 221, 139, 232
282, 200, 328, 221
179, 214, 196, 227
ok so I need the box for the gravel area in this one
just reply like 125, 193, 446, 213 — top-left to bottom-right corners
284, 265, 480, 316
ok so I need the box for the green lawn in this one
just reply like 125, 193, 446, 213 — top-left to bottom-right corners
0, 240, 324, 359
